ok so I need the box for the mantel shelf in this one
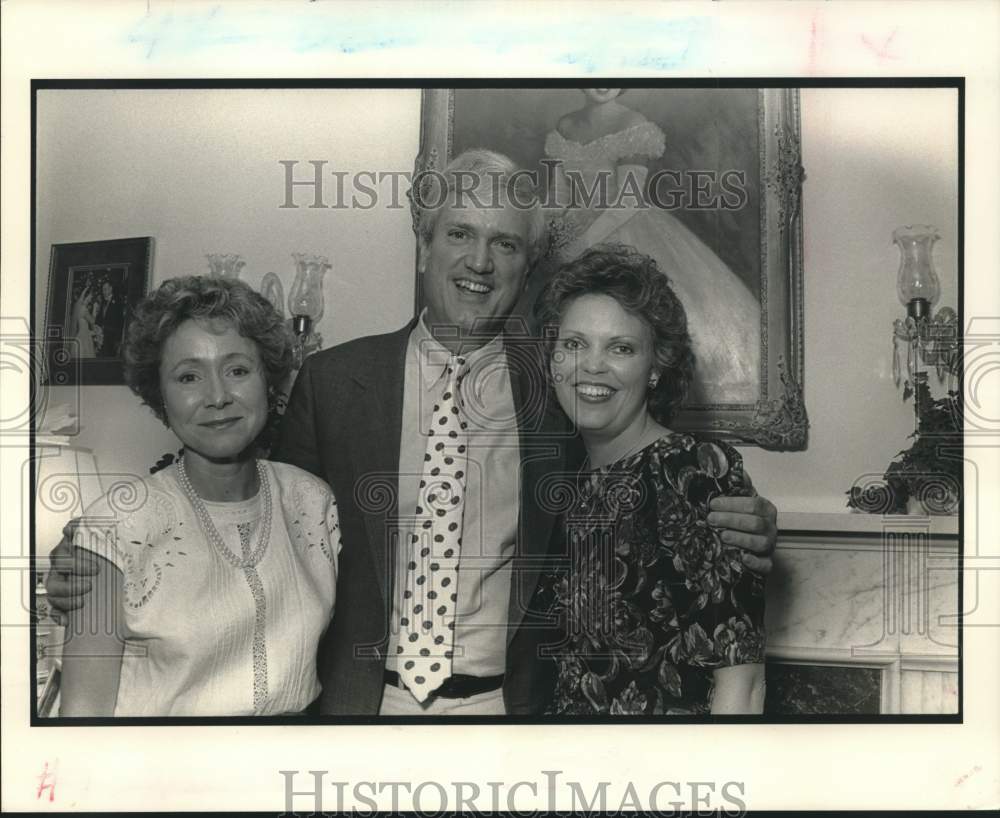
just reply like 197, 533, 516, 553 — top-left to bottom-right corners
778, 511, 959, 538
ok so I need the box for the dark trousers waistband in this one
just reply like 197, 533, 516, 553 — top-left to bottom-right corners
384, 670, 504, 699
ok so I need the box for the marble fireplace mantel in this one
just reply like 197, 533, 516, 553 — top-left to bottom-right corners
778, 511, 959, 538
766, 511, 960, 715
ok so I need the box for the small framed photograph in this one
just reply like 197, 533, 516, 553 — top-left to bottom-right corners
43, 237, 153, 385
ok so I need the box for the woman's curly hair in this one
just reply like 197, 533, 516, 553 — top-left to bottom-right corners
533, 243, 695, 425
124, 275, 294, 425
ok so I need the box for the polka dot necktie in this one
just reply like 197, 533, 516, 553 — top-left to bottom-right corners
397, 354, 469, 701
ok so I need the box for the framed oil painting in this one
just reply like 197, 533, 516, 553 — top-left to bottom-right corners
414, 87, 807, 450
43, 237, 153, 385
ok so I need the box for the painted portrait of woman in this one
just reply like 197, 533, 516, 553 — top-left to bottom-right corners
449, 87, 772, 409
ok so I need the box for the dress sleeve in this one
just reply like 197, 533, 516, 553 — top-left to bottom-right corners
659, 440, 766, 669
714, 439, 756, 498
610, 121, 666, 162
543, 129, 566, 159
72, 480, 178, 592
325, 488, 344, 560
72, 492, 127, 573
275, 464, 342, 572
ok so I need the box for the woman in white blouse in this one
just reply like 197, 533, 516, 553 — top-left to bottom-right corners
60, 276, 342, 716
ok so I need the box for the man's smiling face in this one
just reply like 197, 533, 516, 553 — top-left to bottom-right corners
418, 189, 533, 338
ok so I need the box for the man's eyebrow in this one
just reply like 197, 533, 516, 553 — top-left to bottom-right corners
442, 220, 477, 233
442, 221, 524, 244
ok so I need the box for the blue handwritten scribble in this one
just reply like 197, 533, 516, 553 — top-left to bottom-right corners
123, 6, 713, 70
126, 6, 253, 59
556, 18, 712, 71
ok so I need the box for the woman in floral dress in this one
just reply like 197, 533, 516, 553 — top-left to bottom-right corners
534, 243, 766, 715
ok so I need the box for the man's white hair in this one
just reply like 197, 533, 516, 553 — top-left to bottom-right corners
413, 148, 547, 267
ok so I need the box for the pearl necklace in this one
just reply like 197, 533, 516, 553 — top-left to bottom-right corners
175, 456, 273, 570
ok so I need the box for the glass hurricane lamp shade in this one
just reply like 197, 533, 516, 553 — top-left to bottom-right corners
205, 253, 246, 279
288, 253, 329, 336
890, 225, 957, 390
893, 225, 941, 318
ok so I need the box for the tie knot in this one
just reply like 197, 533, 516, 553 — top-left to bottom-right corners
447, 355, 467, 385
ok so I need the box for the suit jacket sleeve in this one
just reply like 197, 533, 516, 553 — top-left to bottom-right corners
271, 356, 325, 479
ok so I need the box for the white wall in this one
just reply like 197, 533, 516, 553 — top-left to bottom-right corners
741, 88, 959, 512
35, 87, 959, 545
36, 88, 421, 485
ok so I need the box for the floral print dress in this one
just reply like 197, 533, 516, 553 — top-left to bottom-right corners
539, 433, 766, 716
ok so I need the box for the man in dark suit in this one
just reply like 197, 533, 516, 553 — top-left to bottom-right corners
271, 149, 581, 715
45, 149, 778, 716
270, 149, 777, 716
95, 279, 125, 358
272, 321, 575, 715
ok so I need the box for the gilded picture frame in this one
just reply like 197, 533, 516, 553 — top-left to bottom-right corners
414, 86, 807, 450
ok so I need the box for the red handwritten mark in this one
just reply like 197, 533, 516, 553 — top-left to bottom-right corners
36, 760, 58, 802
861, 28, 901, 61
955, 764, 982, 787
807, 14, 820, 73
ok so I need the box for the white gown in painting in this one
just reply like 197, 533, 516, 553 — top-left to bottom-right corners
544, 121, 760, 406
68, 291, 98, 359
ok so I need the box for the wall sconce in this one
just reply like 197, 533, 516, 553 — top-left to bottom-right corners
203, 256, 327, 367
205, 253, 246, 279
259, 272, 286, 318
890, 225, 959, 422
288, 253, 329, 366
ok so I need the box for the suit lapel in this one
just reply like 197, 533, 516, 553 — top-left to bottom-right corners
349, 321, 414, 608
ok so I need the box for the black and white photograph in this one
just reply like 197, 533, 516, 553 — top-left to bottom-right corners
24, 74, 968, 788
28, 80, 961, 723
43, 237, 151, 384
3, 1, 997, 816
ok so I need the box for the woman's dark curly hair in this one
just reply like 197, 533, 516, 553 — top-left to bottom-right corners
124, 276, 294, 425
534, 243, 695, 425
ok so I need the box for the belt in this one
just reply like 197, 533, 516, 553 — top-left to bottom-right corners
384, 670, 504, 699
